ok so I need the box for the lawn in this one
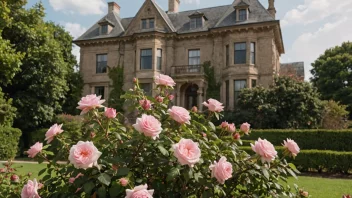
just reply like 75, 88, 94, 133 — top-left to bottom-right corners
287, 176, 352, 197
0, 162, 47, 179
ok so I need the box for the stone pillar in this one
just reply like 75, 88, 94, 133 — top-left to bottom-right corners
197, 87, 204, 111
91, 86, 95, 95
229, 79, 234, 110
176, 83, 181, 106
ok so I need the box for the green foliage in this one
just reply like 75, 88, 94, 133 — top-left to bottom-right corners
242, 129, 352, 151
233, 76, 324, 129
108, 66, 125, 112
242, 147, 352, 174
0, 126, 21, 160
0, 88, 16, 127
203, 61, 221, 100
311, 42, 352, 115
321, 100, 349, 129
62, 72, 84, 115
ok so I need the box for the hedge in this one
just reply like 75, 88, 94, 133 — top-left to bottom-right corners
242, 129, 352, 151
241, 146, 352, 174
0, 126, 21, 160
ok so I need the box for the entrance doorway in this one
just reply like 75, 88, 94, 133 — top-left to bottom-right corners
185, 84, 199, 110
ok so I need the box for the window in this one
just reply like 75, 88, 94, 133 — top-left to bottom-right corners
226, 45, 229, 67
142, 19, 147, 29
226, 80, 229, 108
157, 49, 162, 70
95, 86, 105, 99
101, 25, 108, 34
190, 17, 202, 29
251, 79, 257, 88
140, 49, 153, 70
234, 80, 247, 106
250, 42, 256, 64
140, 83, 152, 96
234, 43, 246, 64
96, 54, 107, 73
188, 49, 200, 65
149, 18, 155, 29
239, 9, 247, 21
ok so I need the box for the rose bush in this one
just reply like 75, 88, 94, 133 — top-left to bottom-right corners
13, 75, 307, 197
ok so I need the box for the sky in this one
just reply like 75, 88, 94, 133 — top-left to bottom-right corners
26, 0, 352, 81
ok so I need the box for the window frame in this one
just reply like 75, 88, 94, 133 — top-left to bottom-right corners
226, 80, 229, 108
190, 17, 203, 29
141, 19, 147, 29
239, 9, 247, 21
140, 49, 153, 70
94, 86, 105, 99
250, 42, 256, 64
251, 79, 257, 88
188, 49, 201, 65
157, 48, 162, 70
149, 18, 155, 29
234, 42, 247, 64
234, 80, 247, 106
226, 45, 229, 67
101, 25, 108, 34
96, 54, 108, 74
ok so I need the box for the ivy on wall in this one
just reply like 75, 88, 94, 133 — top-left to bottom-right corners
203, 61, 221, 100
108, 66, 125, 112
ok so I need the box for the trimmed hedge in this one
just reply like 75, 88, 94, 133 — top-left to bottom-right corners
241, 146, 352, 174
0, 126, 21, 160
242, 129, 352, 151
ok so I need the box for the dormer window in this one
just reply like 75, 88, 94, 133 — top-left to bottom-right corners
239, 9, 247, 21
98, 18, 114, 35
141, 18, 155, 30
189, 11, 207, 30
101, 25, 108, 34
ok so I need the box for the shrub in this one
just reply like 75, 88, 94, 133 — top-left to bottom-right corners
242, 129, 352, 151
320, 100, 349, 129
18, 75, 304, 197
0, 126, 21, 160
0, 87, 16, 127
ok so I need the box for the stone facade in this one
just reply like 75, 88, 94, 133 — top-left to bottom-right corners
75, 0, 284, 111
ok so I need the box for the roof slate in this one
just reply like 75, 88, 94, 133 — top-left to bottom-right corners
75, 0, 275, 41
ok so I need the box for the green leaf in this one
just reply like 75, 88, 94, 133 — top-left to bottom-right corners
97, 186, 106, 197
261, 167, 270, 180
167, 167, 180, 181
117, 167, 129, 176
98, 173, 111, 186
38, 168, 46, 176
83, 181, 95, 195
287, 168, 297, 179
288, 163, 300, 173
157, 145, 169, 156
202, 190, 212, 198
208, 122, 216, 131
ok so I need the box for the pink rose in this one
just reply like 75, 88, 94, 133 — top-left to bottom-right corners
168, 106, 191, 124
104, 107, 117, 118
240, 122, 251, 134
154, 74, 176, 87
139, 99, 152, 110
21, 179, 40, 198
283, 139, 300, 157
251, 138, 277, 163
155, 96, 164, 103
172, 138, 201, 167
168, 94, 175, 101
27, 142, 43, 158
68, 141, 102, 169
119, 178, 129, 187
133, 114, 162, 140
76, 94, 105, 115
191, 106, 198, 112
220, 121, 229, 129
44, 123, 64, 144
228, 123, 236, 132
209, 156, 233, 184
126, 184, 154, 198
202, 99, 224, 112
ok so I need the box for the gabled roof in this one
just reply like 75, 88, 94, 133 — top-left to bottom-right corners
75, 0, 277, 41
235, 0, 250, 8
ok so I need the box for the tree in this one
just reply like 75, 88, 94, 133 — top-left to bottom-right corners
108, 66, 125, 112
320, 100, 349, 129
0, 1, 80, 147
232, 77, 324, 129
311, 42, 352, 115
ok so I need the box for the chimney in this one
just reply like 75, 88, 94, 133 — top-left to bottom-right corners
268, 0, 276, 19
168, 0, 180, 13
108, 2, 120, 15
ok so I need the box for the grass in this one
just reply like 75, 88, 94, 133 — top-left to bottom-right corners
0, 162, 47, 179
287, 176, 352, 197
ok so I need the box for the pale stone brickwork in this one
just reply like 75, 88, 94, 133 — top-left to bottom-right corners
75, 0, 285, 111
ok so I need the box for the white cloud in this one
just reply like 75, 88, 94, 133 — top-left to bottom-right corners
281, 0, 352, 27
63, 23, 87, 64
183, 0, 201, 5
49, 0, 107, 15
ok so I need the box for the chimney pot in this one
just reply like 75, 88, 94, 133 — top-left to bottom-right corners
168, 0, 180, 13
268, 0, 276, 19
108, 2, 120, 15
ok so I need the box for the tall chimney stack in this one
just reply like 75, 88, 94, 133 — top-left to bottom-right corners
168, 0, 180, 13
268, 0, 276, 19
108, 2, 120, 15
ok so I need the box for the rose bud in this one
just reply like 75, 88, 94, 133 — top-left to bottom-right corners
233, 133, 241, 140
10, 175, 19, 183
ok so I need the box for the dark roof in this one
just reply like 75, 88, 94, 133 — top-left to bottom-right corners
75, 0, 275, 41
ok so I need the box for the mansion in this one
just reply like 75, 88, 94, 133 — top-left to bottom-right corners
74, 0, 284, 111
